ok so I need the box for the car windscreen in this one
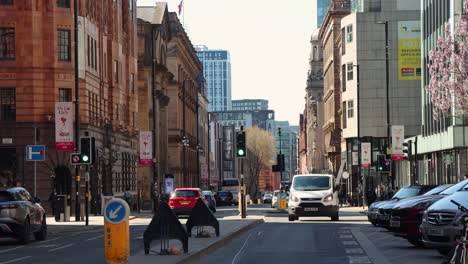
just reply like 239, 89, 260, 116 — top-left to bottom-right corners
217, 192, 230, 197
440, 180, 468, 195
204, 194, 212, 199
0, 191, 14, 202
273, 191, 279, 196
423, 185, 451, 196
292, 176, 331, 191
174, 190, 198, 197
392, 187, 422, 199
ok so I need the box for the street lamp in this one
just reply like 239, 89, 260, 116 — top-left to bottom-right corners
182, 135, 189, 187
376, 20, 393, 189
352, 64, 365, 206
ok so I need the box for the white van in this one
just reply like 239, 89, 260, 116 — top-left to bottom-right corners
288, 174, 339, 221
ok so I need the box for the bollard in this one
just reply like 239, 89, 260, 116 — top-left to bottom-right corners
104, 198, 130, 264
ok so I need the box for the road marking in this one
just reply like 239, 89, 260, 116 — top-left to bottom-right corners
345, 248, 365, 254
342, 241, 359, 246
340, 234, 354, 239
0, 246, 24, 254
348, 255, 372, 264
48, 243, 74, 252
85, 235, 103, 241
37, 237, 61, 244
351, 228, 391, 264
231, 233, 253, 264
0, 256, 32, 264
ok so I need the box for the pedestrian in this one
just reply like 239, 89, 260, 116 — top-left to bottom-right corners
464, 174, 468, 180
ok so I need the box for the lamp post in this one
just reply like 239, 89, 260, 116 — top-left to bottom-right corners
353, 64, 363, 206
376, 20, 393, 190
151, 28, 160, 213
74, 0, 80, 222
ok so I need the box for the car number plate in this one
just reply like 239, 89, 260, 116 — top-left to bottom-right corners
381, 215, 390, 220
390, 220, 400, 227
180, 201, 190, 205
428, 229, 444, 236
304, 208, 318, 212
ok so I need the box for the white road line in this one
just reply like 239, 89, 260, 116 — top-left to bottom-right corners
85, 235, 103, 241
0, 256, 32, 264
48, 243, 74, 252
231, 233, 253, 264
37, 237, 61, 244
0, 246, 24, 254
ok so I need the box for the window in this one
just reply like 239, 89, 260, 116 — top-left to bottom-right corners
93, 39, 97, 71
130, 73, 134, 94
56, 0, 69, 8
0, 0, 13, 5
347, 63, 354, 81
57, 29, 71, 61
341, 28, 346, 54
0, 88, 15, 121
58, 88, 71, 102
114, 60, 119, 83
87, 35, 90, 67
348, 100, 354, 118
103, 53, 107, 78
346, 25, 353, 43
342, 64, 346, 92
342, 102, 347, 128
0, 27, 15, 60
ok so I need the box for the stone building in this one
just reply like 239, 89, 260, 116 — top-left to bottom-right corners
0, 0, 139, 213
166, 12, 203, 188
319, 0, 350, 175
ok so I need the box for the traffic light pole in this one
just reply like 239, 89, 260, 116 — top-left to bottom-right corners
85, 169, 89, 226
240, 158, 246, 219
74, 0, 80, 223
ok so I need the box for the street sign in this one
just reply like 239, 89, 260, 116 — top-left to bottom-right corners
26, 145, 45, 161
70, 153, 81, 165
104, 198, 130, 264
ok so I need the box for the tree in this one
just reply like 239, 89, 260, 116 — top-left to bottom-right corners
243, 127, 276, 200
425, 0, 468, 120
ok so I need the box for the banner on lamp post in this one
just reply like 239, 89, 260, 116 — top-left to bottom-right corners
361, 143, 371, 168
201, 163, 208, 182
55, 102, 74, 151
352, 152, 359, 166
392, 125, 405, 160
139, 131, 153, 166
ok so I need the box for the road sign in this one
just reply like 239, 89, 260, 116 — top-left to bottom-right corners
70, 153, 81, 165
104, 198, 130, 264
26, 145, 45, 161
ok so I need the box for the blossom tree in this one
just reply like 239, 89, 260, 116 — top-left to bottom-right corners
425, 0, 468, 120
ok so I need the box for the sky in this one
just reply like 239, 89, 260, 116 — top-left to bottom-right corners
137, 0, 315, 125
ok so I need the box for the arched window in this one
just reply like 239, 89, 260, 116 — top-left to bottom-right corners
313, 46, 318, 61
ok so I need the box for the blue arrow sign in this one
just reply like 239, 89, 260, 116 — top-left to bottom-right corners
104, 199, 129, 224
26, 145, 45, 161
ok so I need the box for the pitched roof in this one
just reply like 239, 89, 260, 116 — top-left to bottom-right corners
137, 2, 167, 24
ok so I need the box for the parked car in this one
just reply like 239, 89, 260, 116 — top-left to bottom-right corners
421, 190, 468, 255
263, 193, 273, 204
215, 191, 234, 206
388, 184, 453, 245
168, 188, 209, 217
0, 187, 47, 244
202, 190, 216, 213
272, 190, 280, 208
368, 185, 436, 227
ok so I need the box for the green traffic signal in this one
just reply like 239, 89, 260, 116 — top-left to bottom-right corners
378, 166, 383, 171
81, 155, 89, 162
237, 149, 245, 156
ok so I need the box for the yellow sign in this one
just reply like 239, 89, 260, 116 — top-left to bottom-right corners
398, 21, 421, 80
280, 198, 287, 209
104, 198, 130, 264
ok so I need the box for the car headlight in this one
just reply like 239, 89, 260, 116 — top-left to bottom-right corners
290, 194, 300, 202
415, 201, 433, 209
422, 211, 428, 222
324, 194, 333, 202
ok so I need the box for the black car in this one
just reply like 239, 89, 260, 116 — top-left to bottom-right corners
215, 191, 234, 206
0, 187, 47, 244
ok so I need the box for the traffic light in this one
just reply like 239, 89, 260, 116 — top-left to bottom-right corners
79, 137, 92, 164
236, 131, 246, 158
377, 154, 385, 171
403, 141, 412, 160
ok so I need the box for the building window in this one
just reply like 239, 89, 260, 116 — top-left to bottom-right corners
342, 64, 346, 92
342, 101, 347, 129
57, 29, 71, 61
346, 25, 353, 43
114, 60, 119, 83
0, 27, 15, 60
0, 0, 13, 5
0, 88, 15, 121
347, 63, 354, 81
87, 35, 90, 67
58, 88, 72, 102
130, 73, 134, 94
348, 100, 354, 118
341, 28, 346, 55
56, 0, 69, 8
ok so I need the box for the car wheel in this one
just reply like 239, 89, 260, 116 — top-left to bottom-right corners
407, 238, 425, 248
34, 216, 47, 241
19, 218, 31, 245
288, 215, 296, 222
331, 212, 339, 221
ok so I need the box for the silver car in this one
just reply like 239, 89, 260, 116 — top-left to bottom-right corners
420, 190, 468, 255
0, 187, 47, 244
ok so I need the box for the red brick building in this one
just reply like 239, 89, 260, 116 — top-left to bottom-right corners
0, 0, 138, 213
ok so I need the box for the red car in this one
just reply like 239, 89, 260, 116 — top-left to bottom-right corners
168, 188, 209, 217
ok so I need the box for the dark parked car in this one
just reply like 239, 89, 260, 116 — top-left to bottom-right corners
389, 184, 454, 246
215, 191, 234, 206
368, 185, 436, 227
420, 190, 468, 255
263, 193, 273, 204
0, 187, 47, 244
202, 190, 216, 213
